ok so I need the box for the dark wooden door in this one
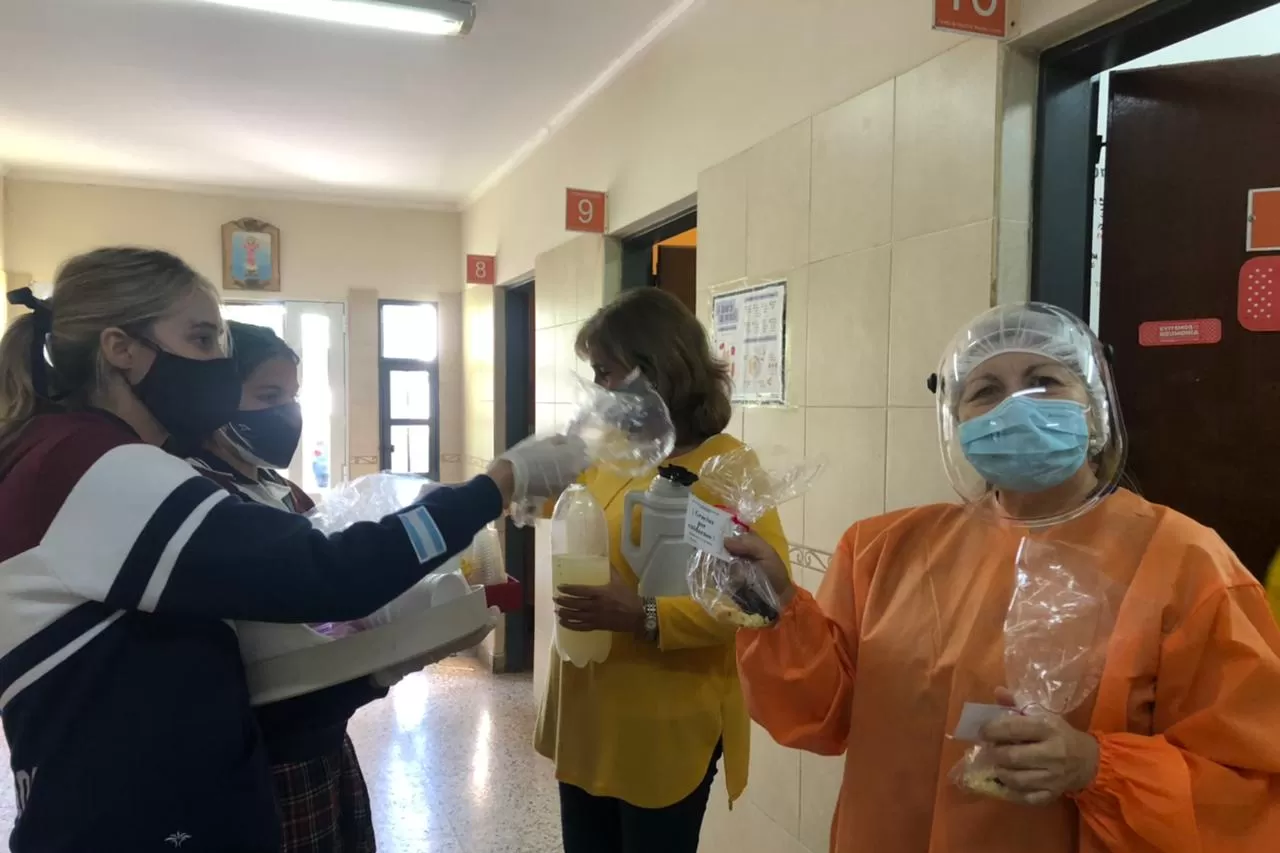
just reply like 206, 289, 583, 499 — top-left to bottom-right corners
1100, 55, 1280, 579
656, 245, 697, 313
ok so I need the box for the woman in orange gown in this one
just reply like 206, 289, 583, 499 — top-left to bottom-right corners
732, 303, 1280, 853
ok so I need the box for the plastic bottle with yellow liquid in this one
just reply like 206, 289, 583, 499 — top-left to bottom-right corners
551, 484, 612, 667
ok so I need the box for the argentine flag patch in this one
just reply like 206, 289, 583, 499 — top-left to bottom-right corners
398, 506, 447, 564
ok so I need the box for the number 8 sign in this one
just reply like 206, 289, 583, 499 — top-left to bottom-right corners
565, 188, 608, 234
466, 254, 497, 286
933, 0, 1010, 39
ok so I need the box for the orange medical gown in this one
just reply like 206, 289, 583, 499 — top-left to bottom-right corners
738, 489, 1280, 853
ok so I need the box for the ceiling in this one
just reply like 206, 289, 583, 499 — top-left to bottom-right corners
0, 0, 691, 207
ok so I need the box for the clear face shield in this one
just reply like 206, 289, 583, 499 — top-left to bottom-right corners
931, 303, 1127, 528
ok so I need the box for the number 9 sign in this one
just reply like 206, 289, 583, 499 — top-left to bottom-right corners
565, 188, 608, 234
933, 0, 1009, 38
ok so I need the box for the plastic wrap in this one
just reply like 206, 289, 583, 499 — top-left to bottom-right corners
508, 370, 676, 526
307, 473, 436, 535
461, 523, 505, 585
951, 538, 1118, 800
305, 473, 440, 636
687, 448, 824, 627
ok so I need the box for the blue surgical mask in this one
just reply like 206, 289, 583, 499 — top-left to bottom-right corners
958, 396, 1090, 492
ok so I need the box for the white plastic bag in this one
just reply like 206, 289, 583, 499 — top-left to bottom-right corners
951, 538, 1118, 800
687, 448, 824, 628
306, 473, 435, 535
305, 473, 443, 636
508, 370, 676, 526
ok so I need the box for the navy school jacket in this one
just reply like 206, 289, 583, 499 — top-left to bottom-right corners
0, 410, 501, 853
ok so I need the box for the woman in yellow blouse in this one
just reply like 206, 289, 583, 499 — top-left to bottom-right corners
536, 287, 791, 853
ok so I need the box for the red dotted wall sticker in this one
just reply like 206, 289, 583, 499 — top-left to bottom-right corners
1239, 257, 1280, 332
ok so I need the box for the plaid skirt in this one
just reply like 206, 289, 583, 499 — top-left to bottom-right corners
271, 734, 376, 853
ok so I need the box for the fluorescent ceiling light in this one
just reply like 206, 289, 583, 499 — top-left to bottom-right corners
191, 0, 476, 36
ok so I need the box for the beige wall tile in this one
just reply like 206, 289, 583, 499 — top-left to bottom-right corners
893, 40, 999, 241
780, 266, 808, 407
466, 399, 494, 468
697, 152, 749, 289
535, 403, 557, 437
439, 460, 464, 485
799, 751, 845, 853
570, 235, 608, 323
346, 288, 379, 465
810, 80, 895, 262
463, 286, 495, 405
438, 378, 464, 459
533, 250, 563, 330
806, 247, 892, 407
804, 408, 886, 551
724, 406, 746, 442
742, 406, 806, 544
996, 218, 1030, 305
534, 327, 557, 406
999, 47, 1039, 226
555, 323, 581, 405
885, 407, 954, 512
887, 220, 994, 408
747, 120, 812, 278
747, 722, 800, 837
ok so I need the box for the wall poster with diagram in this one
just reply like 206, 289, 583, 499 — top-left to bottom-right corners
711, 279, 787, 405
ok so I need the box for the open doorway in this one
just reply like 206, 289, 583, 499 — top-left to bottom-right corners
1034, 0, 1280, 579
501, 280, 536, 672
620, 208, 697, 312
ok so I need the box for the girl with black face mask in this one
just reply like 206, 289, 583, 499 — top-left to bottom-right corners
187, 321, 383, 853
0, 247, 591, 853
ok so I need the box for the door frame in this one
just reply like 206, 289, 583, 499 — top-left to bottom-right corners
1032, 0, 1279, 317
377, 299, 440, 481
501, 279, 535, 672
619, 207, 698, 291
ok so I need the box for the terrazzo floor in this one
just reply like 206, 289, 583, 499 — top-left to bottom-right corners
0, 656, 563, 852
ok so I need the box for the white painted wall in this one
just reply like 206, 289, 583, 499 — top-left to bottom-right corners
4, 179, 462, 301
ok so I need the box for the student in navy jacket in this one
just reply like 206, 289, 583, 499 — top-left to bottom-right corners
188, 320, 386, 853
0, 248, 587, 853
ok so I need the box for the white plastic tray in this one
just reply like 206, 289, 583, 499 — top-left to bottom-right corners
244, 585, 494, 705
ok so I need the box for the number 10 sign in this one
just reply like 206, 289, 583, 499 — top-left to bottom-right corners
565, 188, 607, 234
933, 0, 1013, 39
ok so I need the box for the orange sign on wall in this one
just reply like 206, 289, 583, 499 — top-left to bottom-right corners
933, 0, 1011, 39
565, 189, 607, 234
466, 254, 497, 285
1247, 188, 1280, 252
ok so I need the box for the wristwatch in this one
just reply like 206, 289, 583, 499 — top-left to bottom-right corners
642, 597, 659, 644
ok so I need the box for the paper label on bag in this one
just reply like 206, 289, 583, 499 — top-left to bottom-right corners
953, 702, 1017, 742
684, 496, 734, 560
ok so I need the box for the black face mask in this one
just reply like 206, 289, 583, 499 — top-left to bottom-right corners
132, 345, 241, 448
228, 402, 303, 469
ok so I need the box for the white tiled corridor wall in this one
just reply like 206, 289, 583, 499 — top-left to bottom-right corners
693, 39, 1013, 853
530, 235, 620, 703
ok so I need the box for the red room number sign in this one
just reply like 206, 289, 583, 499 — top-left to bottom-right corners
933, 0, 1010, 38
466, 254, 496, 286
565, 189, 607, 234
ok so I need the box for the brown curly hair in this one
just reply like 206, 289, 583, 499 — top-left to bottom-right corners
576, 288, 732, 448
